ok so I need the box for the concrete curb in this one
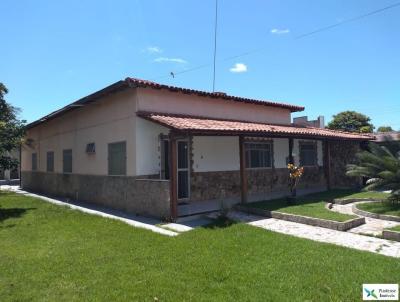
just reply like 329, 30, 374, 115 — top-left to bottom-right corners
333, 198, 385, 205
382, 230, 400, 242
235, 205, 365, 231
352, 202, 400, 222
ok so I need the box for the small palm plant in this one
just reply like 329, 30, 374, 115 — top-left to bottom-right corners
346, 142, 400, 203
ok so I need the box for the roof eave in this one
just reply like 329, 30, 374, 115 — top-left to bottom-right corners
26, 80, 129, 130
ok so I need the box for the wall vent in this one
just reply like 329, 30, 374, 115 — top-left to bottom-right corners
86, 143, 96, 154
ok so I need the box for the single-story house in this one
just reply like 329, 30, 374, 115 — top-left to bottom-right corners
21, 78, 373, 220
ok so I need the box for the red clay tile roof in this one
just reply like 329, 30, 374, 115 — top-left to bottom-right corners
138, 112, 374, 141
126, 77, 304, 112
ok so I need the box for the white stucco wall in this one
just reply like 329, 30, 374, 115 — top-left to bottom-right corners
192, 136, 240, 172
136, 88, 292, 125
21, 89, 138, 176
135, 117, 169, 176
273, 138, 290, 168
192, 137, 292, 172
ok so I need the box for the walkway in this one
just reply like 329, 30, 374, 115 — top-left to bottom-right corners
0, 185, 178, 237
331, 203, 400, 236
228, 210, 400, 258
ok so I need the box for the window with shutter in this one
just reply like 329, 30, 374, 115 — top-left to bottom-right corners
63, 149, 72, 173
46, 151, 54, 172
299, 142, 317, 166
108, 142, 127, 175
32, 153, 37, 171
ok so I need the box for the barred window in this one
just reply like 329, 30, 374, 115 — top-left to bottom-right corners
63, 149, 72, 173
245, 142, 273, 168
46, 151, 54, 172
299, 142, 317, 166
32, 153, 37, 171
108, 141, 126, 175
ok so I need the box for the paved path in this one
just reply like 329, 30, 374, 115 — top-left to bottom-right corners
1, 186, 178, 237
228, 210, 400, 258
331, 203, 400, 236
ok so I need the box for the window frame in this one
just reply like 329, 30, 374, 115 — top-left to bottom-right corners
244, 140, 274, 169
46, 151, 54, 172
299, 141, 318, 167
108, 141, 127, 176
159, 135, 170, 180
62, 149, 73, 174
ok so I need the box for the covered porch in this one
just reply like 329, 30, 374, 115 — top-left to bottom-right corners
139, 112, 372, 220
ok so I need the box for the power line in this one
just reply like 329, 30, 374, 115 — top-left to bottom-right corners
294, 1, 400, 39
150, 1, 400, 82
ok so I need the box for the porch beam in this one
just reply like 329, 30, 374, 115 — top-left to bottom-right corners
169, 132, 178, 221
288, 138, 294, 164
324, 140, 332, 190
239, 135, 248, 204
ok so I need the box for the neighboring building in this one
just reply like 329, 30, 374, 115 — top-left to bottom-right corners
293, 116, 325, 128
374, 131, 400, 143
374, 131, 400, 154
21, 78, 372, 220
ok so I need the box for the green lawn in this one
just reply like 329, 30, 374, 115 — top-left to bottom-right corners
1, 191, 399, 301
338, 191, 390, 200
357, 202, 400, 217
245, 190, 365, 222
387, 225, 400, 232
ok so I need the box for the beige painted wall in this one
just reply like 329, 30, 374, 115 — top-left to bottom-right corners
135, 117, 169, 176
136, 88, 292, 124
22, 89, 137, 176
22, 86, 307, 178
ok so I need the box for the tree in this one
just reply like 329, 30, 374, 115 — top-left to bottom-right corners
346, 143, 400, 203
327, 111, 374, 133
377, 126, 393, 133
0, 83, 25, 171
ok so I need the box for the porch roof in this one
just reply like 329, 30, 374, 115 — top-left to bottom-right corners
138, 112, 374, 141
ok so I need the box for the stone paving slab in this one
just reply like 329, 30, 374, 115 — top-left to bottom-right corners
331, 203, 400, 236
228, 210, 400, 258
1, 186, 178, 237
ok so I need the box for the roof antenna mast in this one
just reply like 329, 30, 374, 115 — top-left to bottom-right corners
212, 0, 218, 92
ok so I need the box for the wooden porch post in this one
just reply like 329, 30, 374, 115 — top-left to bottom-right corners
288, 138, 294, 164
239, 135, 248, 204
169, 133, 178, 221
324, 140, 332, 190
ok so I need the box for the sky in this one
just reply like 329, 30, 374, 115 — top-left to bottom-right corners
1, 0, 400, 129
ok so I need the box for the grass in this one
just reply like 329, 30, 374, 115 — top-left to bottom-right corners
245, 190, 367, 222
387, 225, 400, 232
1, 191, 399, 301
357, 202, 400, 217
338, 191, 390, 200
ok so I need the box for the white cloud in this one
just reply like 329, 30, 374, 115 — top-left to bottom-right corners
270, 28, 290, 35
146, 46, 163, 53
229, 63, 247, 73
154, 57, 187, 64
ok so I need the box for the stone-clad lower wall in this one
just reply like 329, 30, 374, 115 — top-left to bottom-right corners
329, 140, 362, 188
21, 171, 171, 219
190, 167, 326, 202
